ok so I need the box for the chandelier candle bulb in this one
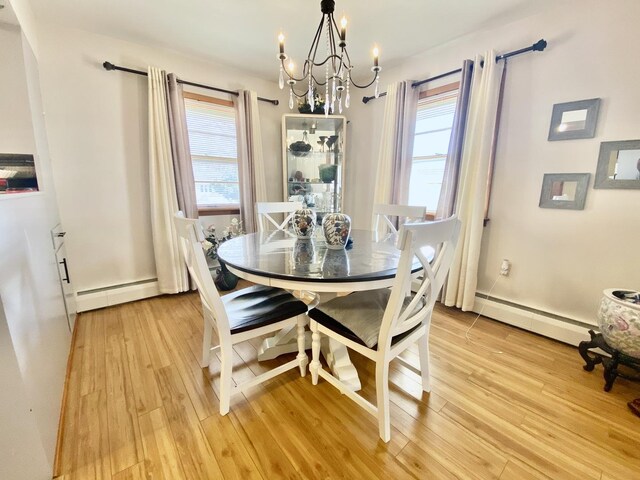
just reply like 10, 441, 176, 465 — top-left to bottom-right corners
373, 46, 379, 67
340, 16, 347, 42
278, 33, 285, 54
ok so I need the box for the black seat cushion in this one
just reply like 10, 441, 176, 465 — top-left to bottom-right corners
223, 285, 308, 335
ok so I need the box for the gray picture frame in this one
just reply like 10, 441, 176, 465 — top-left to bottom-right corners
594, 139, 640, 189
548, 98, 601, 141
539, 173, 590, 210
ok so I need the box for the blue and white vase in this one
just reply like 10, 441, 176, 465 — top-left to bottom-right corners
322, 212, 351, 249
292, 208, 316, 239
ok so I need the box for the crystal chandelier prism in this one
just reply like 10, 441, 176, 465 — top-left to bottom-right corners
277, 0, 381, 116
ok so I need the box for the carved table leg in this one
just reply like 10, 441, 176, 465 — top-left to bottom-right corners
579, 330, 604, 372
258, 325, 312, 361
603, 352, 620, 392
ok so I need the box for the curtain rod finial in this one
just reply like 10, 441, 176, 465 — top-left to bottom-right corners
103, 61, 115, 71
533, 39, 547, 52
362, 96, 371, 104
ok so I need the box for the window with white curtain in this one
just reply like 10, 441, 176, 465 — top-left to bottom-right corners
408, 87, 459, 213
184, 96, 239, 208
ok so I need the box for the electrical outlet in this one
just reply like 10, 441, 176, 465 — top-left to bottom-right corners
500, 259, 511, 276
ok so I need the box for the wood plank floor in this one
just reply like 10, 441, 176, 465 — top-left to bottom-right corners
55, 286, 640, 479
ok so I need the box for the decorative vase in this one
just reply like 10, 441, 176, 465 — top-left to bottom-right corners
597, 288, 640, 357
322, 212, 351, 249
292, 208, 316, 239
214, 261, 239, 291
318, 164, 338, 183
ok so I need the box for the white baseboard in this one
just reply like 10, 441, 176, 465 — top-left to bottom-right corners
76, 279, 160, 312
472, 295, 597, 346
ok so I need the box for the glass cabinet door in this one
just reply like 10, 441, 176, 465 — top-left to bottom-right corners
282, 114, 346, 223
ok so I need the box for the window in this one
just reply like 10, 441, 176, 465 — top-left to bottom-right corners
184, 94, 239, 211
408, 84, 459, 213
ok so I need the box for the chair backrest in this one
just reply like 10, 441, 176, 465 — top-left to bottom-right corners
372, 204, 427, 235
173, 212, 231, 338
377, 216, 461, 351
256, 201, 303, 232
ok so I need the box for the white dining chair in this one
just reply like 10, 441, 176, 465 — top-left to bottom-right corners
372, 203, 427, 235
256, 201, 303, 232
308, 217, 461, 442
173, 212, 310, 415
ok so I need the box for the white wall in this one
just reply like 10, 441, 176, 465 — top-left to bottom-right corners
37, 24, 288, 293
0, 17, 70, 479
7, 0, 39, 57
346, 0, 640, 324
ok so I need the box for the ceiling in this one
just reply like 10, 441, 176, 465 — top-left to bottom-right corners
29, 0, 557, 80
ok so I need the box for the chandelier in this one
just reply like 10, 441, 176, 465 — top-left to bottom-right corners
277, 0, 381, 116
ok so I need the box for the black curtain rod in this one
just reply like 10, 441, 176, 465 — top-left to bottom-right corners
362, 39, 547, 104
102, 61, 280, 106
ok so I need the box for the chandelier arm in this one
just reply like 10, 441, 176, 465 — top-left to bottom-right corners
343, 48, 352, 65
311, 72, 328, 86
348, 70, 380, 89
302, 59, 312, 79
308, 15, 327, 77
311, 54, 343, 67
330, 14, 341, 36
281, 58, 307, 83
330, 15, 345, 75
290, 86, 311, 98
306, 17, 325, 65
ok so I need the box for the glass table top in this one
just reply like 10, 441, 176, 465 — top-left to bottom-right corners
217, 229, 413, 283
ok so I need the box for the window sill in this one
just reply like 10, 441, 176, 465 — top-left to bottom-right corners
198, 206, 240, 216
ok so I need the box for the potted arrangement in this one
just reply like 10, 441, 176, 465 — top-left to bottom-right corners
297, 91, 326, 114
203, 218, 244, 291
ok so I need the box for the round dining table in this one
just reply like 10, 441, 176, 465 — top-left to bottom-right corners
217, 229, 412, 390
217, 229, 410, 292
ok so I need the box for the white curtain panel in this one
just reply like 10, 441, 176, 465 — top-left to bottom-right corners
236, 90, 267, 233
372, 81, 419, 236
444, 51, 504, 311
373, 83, 398, 236
148, 66, 189, 294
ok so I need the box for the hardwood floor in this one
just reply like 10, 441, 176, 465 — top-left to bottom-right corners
55, 287, 640, 479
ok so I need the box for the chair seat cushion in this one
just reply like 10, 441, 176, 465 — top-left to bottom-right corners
223, 285, 308, 335
308, 289, 424, 349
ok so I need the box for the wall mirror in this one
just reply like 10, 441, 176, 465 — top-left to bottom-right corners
539, 173, 590, 210
548, 98, 600, 141
594, 139, 640, 189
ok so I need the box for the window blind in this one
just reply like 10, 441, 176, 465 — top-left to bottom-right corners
408, 89, 459, 211
185, 98, 237, 158
184, 97, 239, 207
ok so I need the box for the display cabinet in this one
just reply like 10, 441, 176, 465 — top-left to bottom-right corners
282, 114, 346, 223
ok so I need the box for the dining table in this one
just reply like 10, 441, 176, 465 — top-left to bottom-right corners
217, 228, 418, 391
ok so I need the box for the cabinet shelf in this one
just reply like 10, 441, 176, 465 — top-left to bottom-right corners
288, 151, 343, 157
288, 181, 334, 185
